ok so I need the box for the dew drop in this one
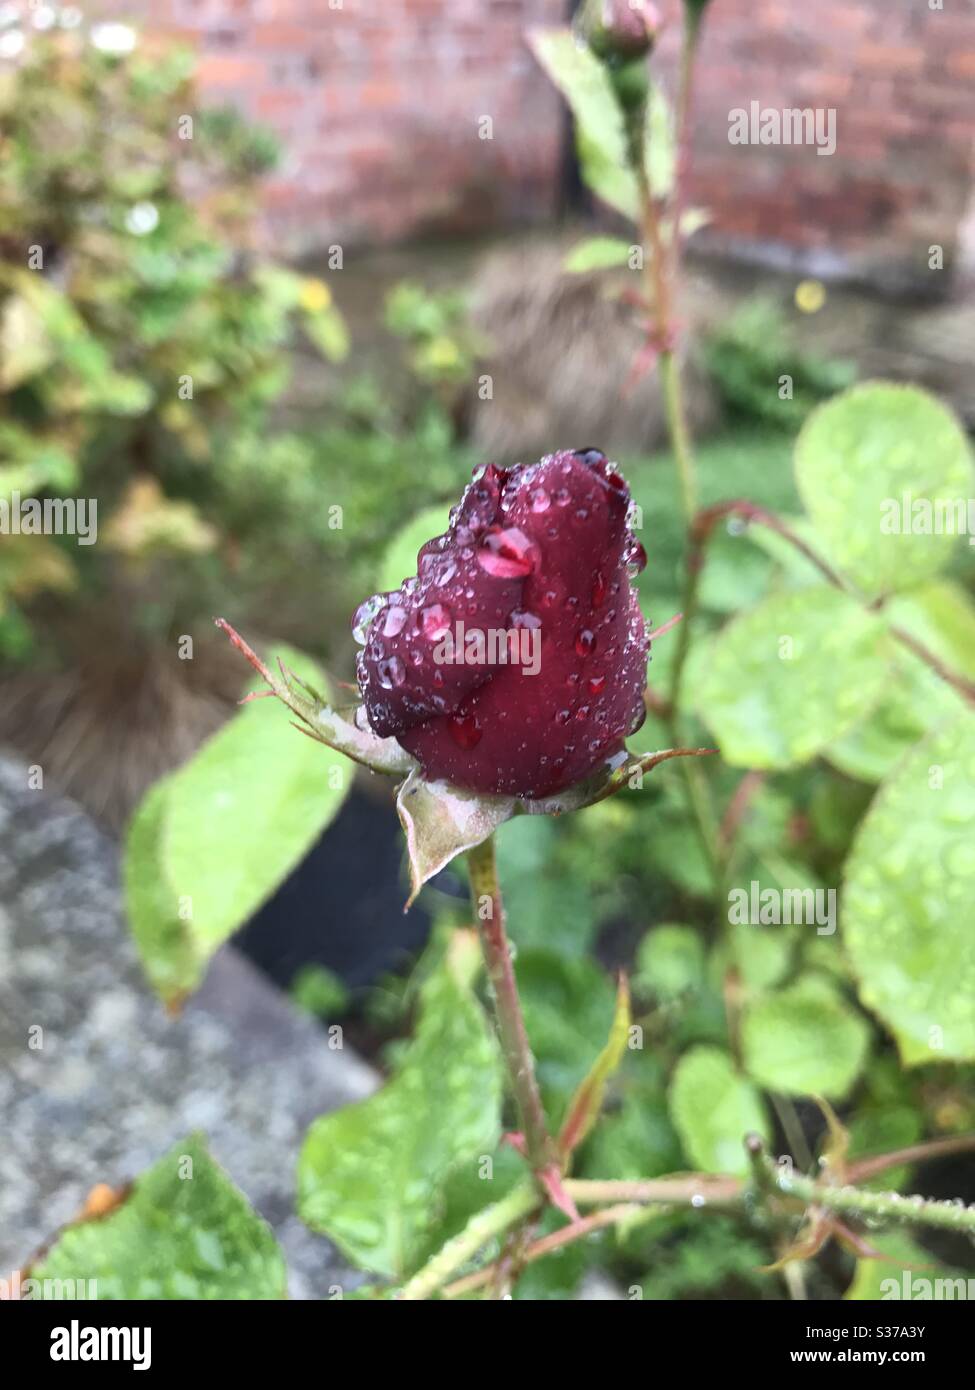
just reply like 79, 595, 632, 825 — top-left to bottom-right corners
575, 628, 596, 657
510, 609, 541, 630
352, 594, 384, 645
574, 447, 606, 466
589, 674, 606, 695
383, 604, 408, 638
377, 655, 406, 689
626, 540, 648, 576
554, 488, 572, 507
420, 603, 452, 640
530, 487, 550, 513
476, 526, 536, 578
591, 570, 607, 607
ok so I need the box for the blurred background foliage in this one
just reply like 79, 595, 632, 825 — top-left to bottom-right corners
5, 18, 975, 1301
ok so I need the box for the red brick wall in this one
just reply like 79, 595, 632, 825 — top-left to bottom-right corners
93, 0, 975, 272
654, 0, 975, 277
110, 0, 568, 254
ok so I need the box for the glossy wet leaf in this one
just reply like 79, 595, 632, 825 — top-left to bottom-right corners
843, 712, 975, 1063
297, 932, 502, 1280
125, 645, 352, 1006
827, 581, 975, 783
669, 1046, 770, 1177
741, 975, 871, 1099
31, 1136, 286, 1299
695, 586, 889, 768
795, 383, 973, 597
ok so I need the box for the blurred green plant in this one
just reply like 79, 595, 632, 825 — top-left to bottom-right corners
702, 297, 857, 428
0, 16, 347, 656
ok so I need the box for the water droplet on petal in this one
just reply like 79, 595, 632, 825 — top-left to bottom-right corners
420, 603, 452, 640
575, 628, 596, 657
377, 655, 406, 689
554, 488, 572, 507
530, 487, 550, 513
352, 594, 384, 644
511, 609, 541, 630
588, 674, 606, 695
626, 540, 648, 576
476, 526, 536, 578
383, 604, 408, 638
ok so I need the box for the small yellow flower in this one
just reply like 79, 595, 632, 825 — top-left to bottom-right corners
300, 278, 332, 313
794, 279, 826, 314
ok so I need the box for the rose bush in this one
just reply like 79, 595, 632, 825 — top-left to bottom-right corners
353, 449, 650, 798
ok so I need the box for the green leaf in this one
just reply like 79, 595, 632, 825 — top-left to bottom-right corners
302, 304, 349, 363
741, 975, 871, 1099
635, 924, 705, 1000
377, 503, 452, 595
558, 975, 631, 1161
519, 949, 617, 1121
644, 84, 675, 199
31, 1136, 286, 1299
124, 645, 352, 1006
0, 291, 52, 387
494, 816, 597, 952
669, 1046, 770, 1177
290, 963, 349, 1018
297, 932, 502, 1279
563, 236, 634, 274
0, 422, 78, 495
527, 27, 638, 221
695, 586, 889, 769
724, 921, 796, 992
795, 383, 974, 597
826, 581, 975, 783
844, 1230, 966, 1301
843, 711, 975, 1063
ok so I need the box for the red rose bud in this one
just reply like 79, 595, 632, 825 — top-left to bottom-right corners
354, 450, 650, 799
579, 0, 661, 63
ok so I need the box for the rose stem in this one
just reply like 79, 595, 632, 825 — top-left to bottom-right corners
622, 17, 723, 881
466, 834, 555, 1176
